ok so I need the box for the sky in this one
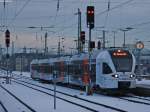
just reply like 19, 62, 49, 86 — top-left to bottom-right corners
0, 0, 150, 53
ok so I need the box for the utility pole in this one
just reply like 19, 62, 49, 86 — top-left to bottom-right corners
120, 27, 134, 48
77, 8, 81, 53
11, 41, 14, 56
123, 31, 125, 47
58, 38, 60, 56
11, 41, 14, 73
102, 30, 106, 49
53, 71, 57, 110
112, 31, 116, 48
5, 29, 10, 84
20, 53, 22, 75
86, 6, 95, 95
4, 0, 6, 8
44, 32, 48, 55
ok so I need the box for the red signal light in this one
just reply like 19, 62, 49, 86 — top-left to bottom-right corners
5, 29, 10, 47
88, 11, 91, 14
87, 6, 95, 29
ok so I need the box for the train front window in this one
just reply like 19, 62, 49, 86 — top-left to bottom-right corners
110, 50, 133, 72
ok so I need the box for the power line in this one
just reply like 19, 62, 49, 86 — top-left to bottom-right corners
104, 0, 110, 28
129, 20, 150, 28
51, 0, 135, 36
8, 0, 32, 26
96, 0, 134, 17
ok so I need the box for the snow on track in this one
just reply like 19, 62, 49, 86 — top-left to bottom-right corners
13, 80, 122, 112
13, 77, 150, 112
0, 82, 94, 112
0, 84, 35, 112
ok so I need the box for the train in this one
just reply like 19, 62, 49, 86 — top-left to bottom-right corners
30, 48, 136, 92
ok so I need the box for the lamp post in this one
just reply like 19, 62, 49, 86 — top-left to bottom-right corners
120, 27, 134, 47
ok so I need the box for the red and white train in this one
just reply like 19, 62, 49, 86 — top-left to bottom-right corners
30, 49, 136, 91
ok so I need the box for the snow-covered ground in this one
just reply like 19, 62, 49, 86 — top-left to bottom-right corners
136, 79, 150, 89
136, 79, 150, 85
12, 71, 31, 78
0, 71, 150, 112
0, 82, 91, 112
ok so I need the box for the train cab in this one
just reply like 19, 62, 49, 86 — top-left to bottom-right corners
96, 49, 136, 90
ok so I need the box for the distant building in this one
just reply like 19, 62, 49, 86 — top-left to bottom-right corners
0, 52, 52, 71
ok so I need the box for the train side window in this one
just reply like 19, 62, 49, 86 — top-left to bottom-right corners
102, 63, 112, 74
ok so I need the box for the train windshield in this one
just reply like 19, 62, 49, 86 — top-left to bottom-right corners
109, 50, 133, 72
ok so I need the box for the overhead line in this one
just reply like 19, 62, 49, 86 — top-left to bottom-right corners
8, 0, 32, 26
129, 21, 150, 28
52, 0, 135, 36
96, 0, 134, 17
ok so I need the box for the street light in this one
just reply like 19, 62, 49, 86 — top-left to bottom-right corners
120, 27, 134, 47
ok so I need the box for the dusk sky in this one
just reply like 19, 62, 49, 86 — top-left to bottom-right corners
0, 0, 150, 53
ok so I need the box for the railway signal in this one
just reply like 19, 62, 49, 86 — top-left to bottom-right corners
80, 31, 85, 44
87, 6, 95, 29
97, 41, 101, 49
90, 41, 95, 49
5, 29, 10, 47
86, 6, 95, 95
5, 29, 11, 84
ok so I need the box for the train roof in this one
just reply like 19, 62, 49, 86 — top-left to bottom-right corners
30, 49, 132, 64
38, 59, 50, 64
31, 59, 39, 64
70, 50, 103, 61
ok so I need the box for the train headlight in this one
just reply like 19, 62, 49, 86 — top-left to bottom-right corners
115, 74, 118, 78
112, 74, 118, 78
130, 74, 135, 78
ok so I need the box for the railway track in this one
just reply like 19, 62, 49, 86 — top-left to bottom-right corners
12, 73, 150, 109
118, 97, 150, 105
12, 79, 127, 112
13, 75, 150, 107
2, 71, 150, 111
0, 100, 8, 112
0, 84, 37, 112
118, 94, 150, 106
127, 95, 150, 102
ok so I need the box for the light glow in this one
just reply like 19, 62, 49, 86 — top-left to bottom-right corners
113, 52, 127, 56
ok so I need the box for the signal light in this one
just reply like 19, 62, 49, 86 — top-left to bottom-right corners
97, 41, 101, 49
80, 31, 85, 44
90, 41, 95, 49
5, 29, 10, 47
87, 6, 95, 29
